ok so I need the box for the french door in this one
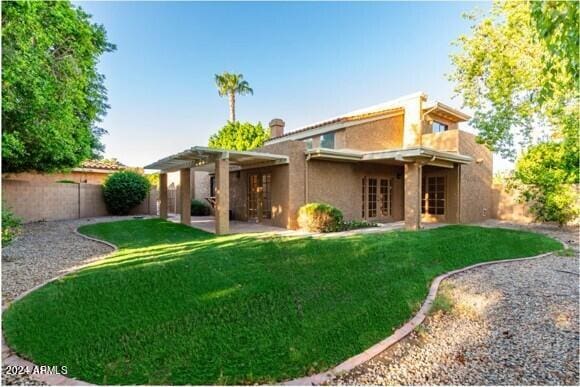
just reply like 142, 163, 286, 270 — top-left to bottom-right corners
362, 177, 392, 219
248, 173, 272, 221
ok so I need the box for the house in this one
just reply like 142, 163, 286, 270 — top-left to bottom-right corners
145, 92, 492, 234
2, 159, 130, 185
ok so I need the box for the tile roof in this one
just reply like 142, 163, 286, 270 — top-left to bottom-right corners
79, 159, 127, 171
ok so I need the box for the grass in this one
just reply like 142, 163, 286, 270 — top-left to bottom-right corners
3, 220, 560, 385
430, 289, 455, 315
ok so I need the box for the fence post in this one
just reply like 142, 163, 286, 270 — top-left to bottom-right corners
78, 183, 81, 219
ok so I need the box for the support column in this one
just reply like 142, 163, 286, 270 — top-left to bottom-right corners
404, 163, 422, 230
215, 156, 230, 234
159, 172, 168, 219
180, 168, 191, 226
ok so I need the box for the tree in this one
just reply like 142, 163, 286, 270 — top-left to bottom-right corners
214, 72, 253, 122
208, 121, 269, 151
512, 142, 578, 226
450, 0, 579, 225
2, 1, 115, 173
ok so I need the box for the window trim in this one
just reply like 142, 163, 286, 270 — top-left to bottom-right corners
421, 176, 446, 216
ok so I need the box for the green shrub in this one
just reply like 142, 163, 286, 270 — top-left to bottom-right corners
297, 203, 343, 233
102, 171, 151, 215
2, 203, 21, 245
338, 220, 378, 231
191, 199, 210, 216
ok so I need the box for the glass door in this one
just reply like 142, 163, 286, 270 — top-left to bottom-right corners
363, 177, 392, 219
247, 173, 272, 221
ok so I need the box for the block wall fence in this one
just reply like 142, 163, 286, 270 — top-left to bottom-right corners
2, 180, 158, 223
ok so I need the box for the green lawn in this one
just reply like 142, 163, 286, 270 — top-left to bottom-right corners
3, 220, 560, 385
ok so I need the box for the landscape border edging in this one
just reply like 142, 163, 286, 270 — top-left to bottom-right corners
1, 227, 119, 386
282, 251, 556, 385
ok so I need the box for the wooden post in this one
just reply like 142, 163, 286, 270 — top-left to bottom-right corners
215, 156, 230, 234
180, 168, 191, 226
404, 163, 422, 230
160, 173, 168, 219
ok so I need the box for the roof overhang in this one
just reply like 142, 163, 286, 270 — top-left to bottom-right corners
423, 102, 471, 122
306, 146, 472, 167
144, 146, 289, 173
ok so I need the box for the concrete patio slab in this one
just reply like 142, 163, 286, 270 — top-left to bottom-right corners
167, 214, 431, 237
168, 214, 291, 235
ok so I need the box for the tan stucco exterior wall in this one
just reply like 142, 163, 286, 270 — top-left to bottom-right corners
299, 115, 404, 152
421, 165, 460, 224
227, 140, 307, 229
228, 164, 290, 228
307, 160, 404, 222
3, 171, 113, 185
421, 130, 459, 152
491, 183, 535, 223
2, 180, 158, 223
342, 115, 404, 151
458, 131, 493, 223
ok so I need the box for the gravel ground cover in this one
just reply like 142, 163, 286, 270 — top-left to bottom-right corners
1, 216, 147, 304
332, 223, 579, 385
2, 216, 142, 386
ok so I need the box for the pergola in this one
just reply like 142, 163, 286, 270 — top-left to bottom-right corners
144, 146, 289, 234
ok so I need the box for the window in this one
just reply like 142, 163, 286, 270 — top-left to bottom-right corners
367, 178, 377, 218
261, 174, 272, 219
361, 177, 366, 217
432, 121, 448, 133
380, 179, 392, 216
320, 132, 335, 149
247, 173, 272, 220
421, 176, 445, 215
304, 138, 313, 149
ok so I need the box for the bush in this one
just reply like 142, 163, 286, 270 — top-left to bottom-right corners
298, 203, 343, 233
102, 171, 151, 215
2, 203, 21, 245
191, 199, 210, 216
338, 220, 378, 231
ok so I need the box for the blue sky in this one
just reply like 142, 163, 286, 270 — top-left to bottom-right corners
78, 1, 505, 169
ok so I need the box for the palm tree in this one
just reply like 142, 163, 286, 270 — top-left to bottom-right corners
214, 72, 253, 122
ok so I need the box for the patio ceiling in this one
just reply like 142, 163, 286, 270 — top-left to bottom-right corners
144, 146, 289, 173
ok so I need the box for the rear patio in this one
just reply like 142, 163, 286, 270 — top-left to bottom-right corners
167, 213, 412, 236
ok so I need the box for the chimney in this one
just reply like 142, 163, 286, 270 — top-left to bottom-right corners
269, 118, 285, 138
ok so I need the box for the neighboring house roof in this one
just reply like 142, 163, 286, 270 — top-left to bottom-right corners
74, 159, 127, 173
265, 92, 470, 145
